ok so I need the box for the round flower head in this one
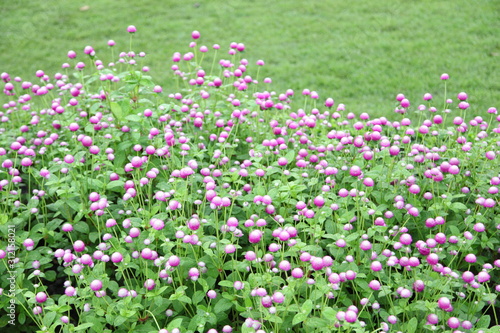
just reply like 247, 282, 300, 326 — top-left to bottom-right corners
90, 280, 102, 291
438, 296, 451, 310
248, 230, 262, 243
369, 280, 381, 290
127, 25, 137, 33
207, 290, 217, 299
73, 240, 85, 252
35, 292, 47, 303
144, 279, 155, 290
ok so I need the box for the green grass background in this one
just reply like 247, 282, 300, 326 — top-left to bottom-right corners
1, 0, 498, 118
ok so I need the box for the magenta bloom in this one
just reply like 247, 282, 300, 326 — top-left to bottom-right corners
191, 30, 200, 39
437, 296, 451, 310
168, 255, 180, 267
370, 261, 382, 272
73, 240, 85, 252
447, 317, 460, 329
464, 253, 477, 263
477, 271, 490, 283
90, 280, 103, 291
249, 230, 262, 243
349, 165, 361, 177
310, 257, 324, 271
35, 292, 47, 303
144, 279, 155, 290
369, 280, 381, 290
291, 268, 304, 278
313, 195, 325, 207
345, 310, 357, 323
111, 252, 123, 263
207, 290, 217, 299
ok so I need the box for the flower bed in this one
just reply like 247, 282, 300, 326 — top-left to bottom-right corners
0, 27, 498, 333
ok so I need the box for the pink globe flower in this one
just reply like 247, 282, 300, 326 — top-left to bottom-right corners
370, 261, 382, 272
144, 279, 155, 290
437, 296, 451, 310
349, 165, 361, 177
207, 290, 217, 299
111, 252, 123, 263
313, 195, 325, 207
192, 30, 200, 39
345, 310, 357, 323
35, 292, 47, 303
363, 177, 374, 187
225, 244, 236, 254
464, 253, 477, 263
168, 255, 180, 267
447, 317, 460, 329
73, 240, 85, 252
90, 280, 103, 291
477, 271, 490, 283
369, 280, 381, 290
291, 268, 304, 278
249, 230, 262, 244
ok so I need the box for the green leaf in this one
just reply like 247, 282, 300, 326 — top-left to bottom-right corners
114, 315, 128, 326
106, 313, 115, 326
450, 202, 467, 213
74, 323, 94, 331
167, 318, 184, 331
448, 225, 460, 237
192, 290, 205, 305
18, 311, 26, 324
198, 278, 209, 293
106, 180, 125, 192
42, 311, 57, 327
44, 270, 56, 282
74, 222, 89, 234
125, 114, 142, 122
89, 101, 103, 113
67, 199, 81, 212
267, 315, 283, 324
119, 308, 136, 318
324, 218, 336, 235
169, 287, 191, 304
355, 278, 369, 292
88, 178, 104, 190
322, 307, 337, 321
306, 317, 330, 328
110, 102, 123, 122
292, 312, 308, 326
218, 280, 234, 288
214, 298, 233, 314
89, 232, 99, 243
405, 317, 417, 333
378, 285, 392, 297
285, 150, 296, 162
178, 295, 192, 304
301, 299, 313, 315
308, 178, 318, 186
476, 315, 490, 328
188, 314, 206, 331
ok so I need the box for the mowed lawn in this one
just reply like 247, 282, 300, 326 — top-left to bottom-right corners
1, 0, 498, 118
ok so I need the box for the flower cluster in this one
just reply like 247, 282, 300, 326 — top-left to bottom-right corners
0, 27, 498, 333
